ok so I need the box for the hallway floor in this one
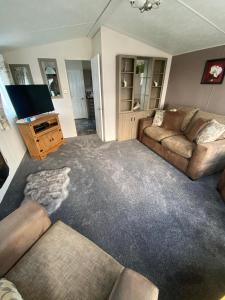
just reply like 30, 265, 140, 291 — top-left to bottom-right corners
75, 118, 96, 136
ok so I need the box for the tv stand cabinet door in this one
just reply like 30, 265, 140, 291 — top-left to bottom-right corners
37, 129, 63, 155
37, 135, 51, 155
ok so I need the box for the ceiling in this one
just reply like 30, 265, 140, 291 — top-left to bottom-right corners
1, 0, 225, 55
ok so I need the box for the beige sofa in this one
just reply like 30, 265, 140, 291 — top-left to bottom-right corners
138, 108, 225, 180
0, 201, 158, 300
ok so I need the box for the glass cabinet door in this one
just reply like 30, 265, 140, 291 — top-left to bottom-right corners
133, 58, 153, 111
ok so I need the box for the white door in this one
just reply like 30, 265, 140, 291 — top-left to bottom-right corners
66, 61, 88, 119
91, 54, 104, 141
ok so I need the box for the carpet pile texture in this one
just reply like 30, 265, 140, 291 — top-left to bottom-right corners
0, 135, 225, 300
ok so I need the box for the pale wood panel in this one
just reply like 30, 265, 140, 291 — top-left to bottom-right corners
132, 111, 150, 139
118, 113, 133, 141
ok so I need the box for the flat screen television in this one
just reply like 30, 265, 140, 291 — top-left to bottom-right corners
6, 84, 54, 119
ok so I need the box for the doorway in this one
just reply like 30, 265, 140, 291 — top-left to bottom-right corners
65, 60, 96, 136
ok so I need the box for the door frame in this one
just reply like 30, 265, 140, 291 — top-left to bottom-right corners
91, 54, 105, 141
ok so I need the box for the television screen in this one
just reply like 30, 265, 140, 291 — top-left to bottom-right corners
6, 84, 54, 119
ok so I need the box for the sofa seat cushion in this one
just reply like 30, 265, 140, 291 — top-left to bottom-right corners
6, 221, 123, 300
162, 135, 195, 158
144, 126, 180, 142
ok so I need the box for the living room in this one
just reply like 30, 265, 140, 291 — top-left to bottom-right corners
0, 1, 225, 300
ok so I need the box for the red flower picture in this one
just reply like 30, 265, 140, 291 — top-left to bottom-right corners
201, 58, 225, 84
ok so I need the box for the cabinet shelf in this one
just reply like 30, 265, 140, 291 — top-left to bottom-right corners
121, 72, 134, 74
121, 86, 133, 89
121, 99, 133, 102
152, 86, 162, 88
120, 110, 133, 113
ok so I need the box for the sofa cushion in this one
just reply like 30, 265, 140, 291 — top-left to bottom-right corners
144, 126, 180, 142
162, 135, 195, 158
162, 111, 186, 131
0, 278, 23, 300
6, 221, 123, 300
178, 107, 199, 131
185, 118, 209, 142
196, 119, 225, 144
152, 110, 165, 127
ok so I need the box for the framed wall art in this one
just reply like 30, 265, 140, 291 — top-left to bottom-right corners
201, 58, 225, 84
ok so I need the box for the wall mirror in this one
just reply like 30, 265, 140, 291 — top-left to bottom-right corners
38, 58, 62, 98
9, 64, 33, 85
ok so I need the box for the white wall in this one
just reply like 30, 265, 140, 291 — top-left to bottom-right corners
0, 77, 26, 202
92, 30, 102, 57
4, 37, 93, 138
100, 26, 172, 141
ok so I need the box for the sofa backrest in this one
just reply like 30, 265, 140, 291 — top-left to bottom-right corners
188, 110, 225, 132
166, 104, 225, 127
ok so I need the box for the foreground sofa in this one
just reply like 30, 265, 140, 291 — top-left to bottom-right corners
0, 201, 158, 300
138, 108, 225, 180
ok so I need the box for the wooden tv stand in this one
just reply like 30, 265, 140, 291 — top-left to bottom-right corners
17, 113, 65, 160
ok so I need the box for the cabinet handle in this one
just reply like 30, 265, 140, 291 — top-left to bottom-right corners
40, 149, 43, 152
36, 139, 39, 142
134, 117, 136, 121
131, 117, 133, 121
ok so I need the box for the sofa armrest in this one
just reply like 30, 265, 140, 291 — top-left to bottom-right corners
138, 117, 153, 142
187, 139, 225, 180
0, 201, 51, 277
109, 268, 159, 300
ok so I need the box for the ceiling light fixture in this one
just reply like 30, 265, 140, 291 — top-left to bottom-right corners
129, 0, 161, 13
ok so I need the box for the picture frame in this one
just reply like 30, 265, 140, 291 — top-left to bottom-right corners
38, 58, 62, 98
9, 64, 33, 85
201, 58, 225, 84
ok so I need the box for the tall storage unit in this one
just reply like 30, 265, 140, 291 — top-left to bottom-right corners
116, 55, 167, 141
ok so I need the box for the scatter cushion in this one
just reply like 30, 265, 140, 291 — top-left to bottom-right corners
144, 126, 180, 142
162, 110, 186, 132
196, 119, 225, 144
162, 135, 195, 158
152, 110, 165, 127
178, 107, 199, 131
185, 118, 209, 142
0, 278, 23, 300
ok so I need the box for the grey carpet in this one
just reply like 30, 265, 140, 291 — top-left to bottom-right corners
1, 135, 225, 300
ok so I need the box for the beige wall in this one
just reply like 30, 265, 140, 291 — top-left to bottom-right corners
100, 26, 172, 141
165, 45, 225, 114
4, 37, 93, 138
